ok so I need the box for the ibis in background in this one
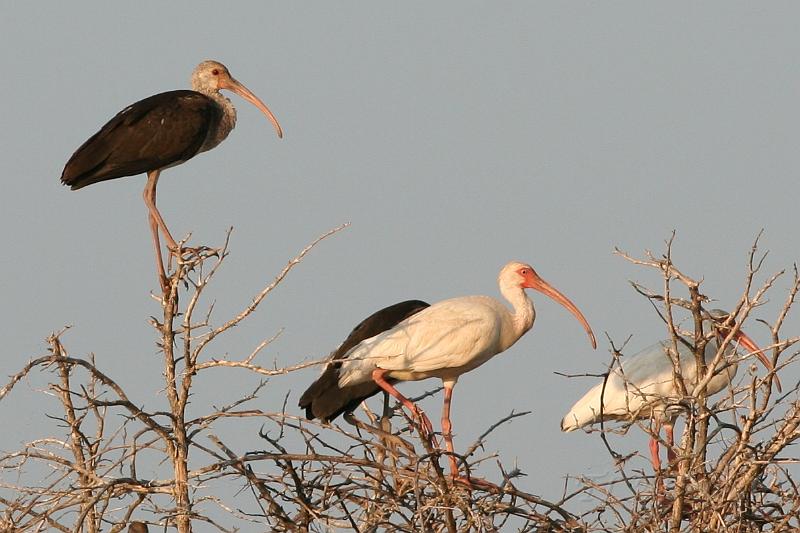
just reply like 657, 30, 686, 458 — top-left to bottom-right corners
335, 261, 597, 483
561, 309, 781, 472
61, 60, 283, 291
299, 300, 431, 422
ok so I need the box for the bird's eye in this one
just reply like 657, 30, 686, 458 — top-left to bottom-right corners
212, 69, 220, 76
520, 269, 529, 275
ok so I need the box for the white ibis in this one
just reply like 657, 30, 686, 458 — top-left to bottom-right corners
61, 60, 282, 291
336, 261, 597, 483
561, 309, 781, 472
299, 300, 431, 422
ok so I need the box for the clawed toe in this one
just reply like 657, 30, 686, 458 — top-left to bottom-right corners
452, 475, 498, 491
168, 244, 219, 258
415, 409, 440, 448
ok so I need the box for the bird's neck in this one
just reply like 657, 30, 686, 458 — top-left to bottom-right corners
200, 91, 237, 153
500, 285, 535, 350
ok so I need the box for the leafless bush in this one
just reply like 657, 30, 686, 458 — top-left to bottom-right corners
560, 235, 800, 532
1, 231, 797, 532
234, 402, 580, 532
0, 226, 351, 532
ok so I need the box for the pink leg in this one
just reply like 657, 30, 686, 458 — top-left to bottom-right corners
143, 172, 170, 292
147, 213, 169, 293
664, 423, 676, 463
143, 170, 178, 250
441, 380, 497, 490
441, 381, 459, 477
372, 369, 438, 446
650, 421, 667, 497
649, 435, 662, 471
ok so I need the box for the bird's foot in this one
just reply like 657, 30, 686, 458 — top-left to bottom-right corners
656, 485, 669, 505
169, 244, 217, 258
654, 477, 673, 505
413, 408, 440, 448
665, 463, 679, 477
653, 489, 692, 518
159, 275, 171, 294
451, 475, 500, 491
665, 451, 679, 475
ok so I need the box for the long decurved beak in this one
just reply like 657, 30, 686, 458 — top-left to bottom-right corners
733, 330, 782, 393
222, 77, 284, 139
526, 274, 597, 349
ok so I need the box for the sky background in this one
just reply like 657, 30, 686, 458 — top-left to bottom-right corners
1, 1, 798, 525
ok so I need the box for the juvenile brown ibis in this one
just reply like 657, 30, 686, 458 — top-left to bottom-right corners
335, 261, 597, 483
60, 60, 282, 290
300, 300, 431, 422
561, 309, 781, 472
128, 522, 148, 533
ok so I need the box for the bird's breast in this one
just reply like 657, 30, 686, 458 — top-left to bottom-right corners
199, 95, 236, 153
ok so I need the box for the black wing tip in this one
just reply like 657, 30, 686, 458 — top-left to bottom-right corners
298, 396, 345, 423
298, 300, 431, 422
61, 159, 99, 190
61, 176, 87, 190
62, 179, 83, 191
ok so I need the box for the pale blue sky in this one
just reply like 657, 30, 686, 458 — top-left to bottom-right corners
1, 2, 798, 521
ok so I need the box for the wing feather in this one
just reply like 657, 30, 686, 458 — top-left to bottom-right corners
61, 90, 221, 189
338, 297, 502, 386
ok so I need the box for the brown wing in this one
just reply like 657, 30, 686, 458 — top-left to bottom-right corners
299, 300, 430, 422
61, 90, 222, 190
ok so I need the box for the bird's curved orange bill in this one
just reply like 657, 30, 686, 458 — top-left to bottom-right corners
733, 330, 782, 392
526, 274, 597, 349
222, 77, 284, 139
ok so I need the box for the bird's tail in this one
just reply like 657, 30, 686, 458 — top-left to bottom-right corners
299, 363, 403, 423
61, 152, 133, 190
560, 382, 605, 432
299, 300, 430, 422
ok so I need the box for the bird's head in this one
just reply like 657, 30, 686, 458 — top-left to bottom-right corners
705, 308, 781, 392
192, 60, 232, 92
500, 261, 597, 349
192, 60, 283, 138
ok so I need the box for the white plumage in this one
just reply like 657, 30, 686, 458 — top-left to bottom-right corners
337, 261, 597, 484
338, 296, 508, 385
561, 310, 780, 470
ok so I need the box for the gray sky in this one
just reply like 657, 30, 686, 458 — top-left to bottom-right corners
1, 1, 798, 519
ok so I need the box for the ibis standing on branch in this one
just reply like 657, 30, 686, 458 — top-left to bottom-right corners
333, 261, 597, 483
300, 300, 431, 423
60, 60, 283, 291
561, 309, 781, 472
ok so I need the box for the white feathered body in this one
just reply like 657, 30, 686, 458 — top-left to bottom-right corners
337, 295, 532, 386
561, 337, 739, 431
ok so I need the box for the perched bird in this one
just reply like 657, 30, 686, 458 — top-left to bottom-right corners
61, 60, 282, 291
561, 309, 781, 471
299, 299, 431, 422
336, 261, 597, 482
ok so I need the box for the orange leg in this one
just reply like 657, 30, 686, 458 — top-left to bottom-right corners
372, 369, 438, 446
